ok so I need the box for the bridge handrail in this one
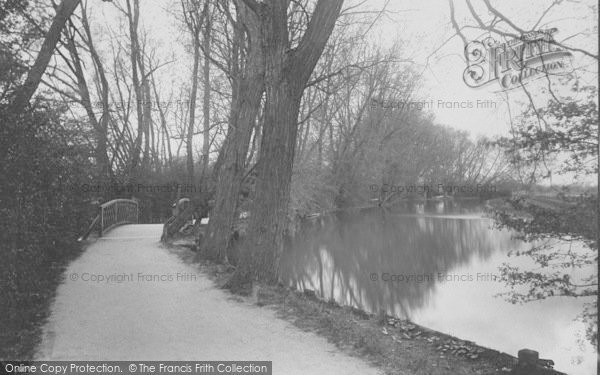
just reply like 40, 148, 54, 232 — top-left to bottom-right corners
100, 198, 138, 209
99, 198, 139, 235
79, 198, 139, 241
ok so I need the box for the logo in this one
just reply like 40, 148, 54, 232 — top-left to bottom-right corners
463, 28, 573, 90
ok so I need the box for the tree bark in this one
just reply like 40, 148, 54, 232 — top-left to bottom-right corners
201, 0, 211, 178
182, 0, 205, 184
139, 52, 152, 172
187, 34, 200, 184
232, 0, 344, 286
64, 25, 108, 179
125, 0, 144, 176
11, 0, 81, 113
201, 0, 264, 263
81, 7, 111, 180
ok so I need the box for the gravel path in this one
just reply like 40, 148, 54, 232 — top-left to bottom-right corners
35, 224, 380, 375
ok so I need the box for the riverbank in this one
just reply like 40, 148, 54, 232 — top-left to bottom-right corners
169, 234, 526, 375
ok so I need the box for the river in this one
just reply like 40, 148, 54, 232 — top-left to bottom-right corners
279, 200, 597, 375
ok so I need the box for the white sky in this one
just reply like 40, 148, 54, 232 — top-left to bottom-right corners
362, 0, 598, 138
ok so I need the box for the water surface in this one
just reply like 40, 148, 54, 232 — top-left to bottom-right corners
280, 200, 596, 375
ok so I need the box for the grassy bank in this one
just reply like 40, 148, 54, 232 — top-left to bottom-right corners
167, 235, 521, 375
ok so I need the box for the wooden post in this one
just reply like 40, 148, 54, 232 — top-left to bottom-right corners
514, 349, 565, 375
100, 206, 104, 236
518, 349, 539, 366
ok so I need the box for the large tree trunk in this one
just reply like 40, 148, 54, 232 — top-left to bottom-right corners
201, 0, 264, 263
231, 0, 343, 286
236, 82, 300, 282
201, 75, 264, 262
11, 0, 81, 113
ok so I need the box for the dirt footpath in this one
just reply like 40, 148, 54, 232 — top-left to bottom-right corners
35, 224, 380, 375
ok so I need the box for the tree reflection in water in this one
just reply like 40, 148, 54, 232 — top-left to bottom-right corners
279, 201, 520, 319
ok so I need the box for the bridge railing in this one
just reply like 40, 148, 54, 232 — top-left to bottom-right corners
99, 199, 139, 235
79, 199, 139, 240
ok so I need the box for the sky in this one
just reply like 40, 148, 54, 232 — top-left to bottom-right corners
360, 0, 598, 138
